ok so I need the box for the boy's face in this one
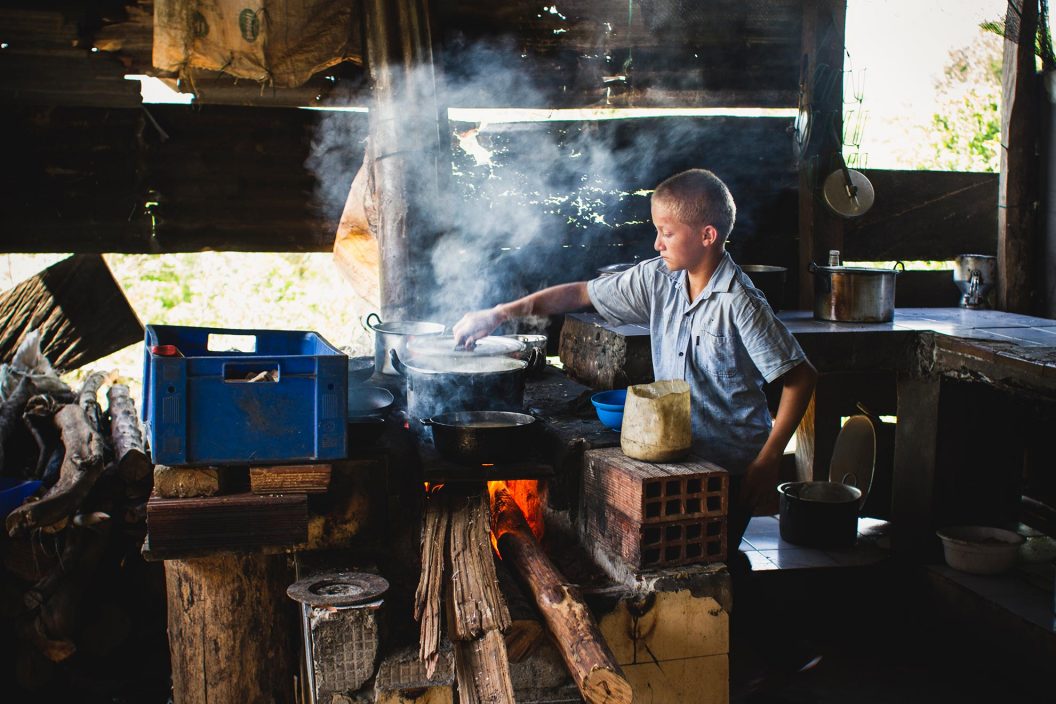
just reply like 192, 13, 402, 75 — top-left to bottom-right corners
651, 200, 716, 273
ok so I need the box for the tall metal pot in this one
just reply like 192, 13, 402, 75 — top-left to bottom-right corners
809, 262, 903, 323
363, 313, 444, 376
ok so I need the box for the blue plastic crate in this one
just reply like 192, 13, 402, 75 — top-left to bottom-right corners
142, 325, 347, 467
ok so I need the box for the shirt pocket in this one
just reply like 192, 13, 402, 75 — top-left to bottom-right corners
694, 325, 737, 378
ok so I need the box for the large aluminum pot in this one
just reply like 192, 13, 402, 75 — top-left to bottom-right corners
778, 481, 862, 548
390, 347, 536, 421
363, 313, 444, 376
809, 262, 903, 323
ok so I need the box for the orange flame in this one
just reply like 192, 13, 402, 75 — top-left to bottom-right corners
487, 480, 544, 555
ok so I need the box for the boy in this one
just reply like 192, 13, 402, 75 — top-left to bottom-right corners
452, 169, 816, 548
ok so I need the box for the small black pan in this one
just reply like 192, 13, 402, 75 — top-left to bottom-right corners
347, 385, 394, 418
421, 411, 537, 465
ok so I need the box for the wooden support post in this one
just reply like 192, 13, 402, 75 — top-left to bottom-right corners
999, 0, 1041, 313
796, 0, 846, 309
165, 553, 297, 704
492, 489, 632, 704
890, 373, 941, 556
363, 0, 450, 321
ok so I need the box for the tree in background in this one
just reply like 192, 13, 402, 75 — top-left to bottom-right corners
918, 32, 1003, 172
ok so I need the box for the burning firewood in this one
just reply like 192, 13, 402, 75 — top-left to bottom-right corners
415, 491, 449, 678
491, 488, 633, 704
6, 404, 106, 537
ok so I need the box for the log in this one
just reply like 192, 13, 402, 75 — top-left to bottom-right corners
22, 395, 64, 485
491, 489, 632, 704
495, 560, 545, 662
415, 491, 449, 678
77, 370, 110, 437
165, 553, 297, 704
0, 255, 143, 371
0, 374, 36, 472
6, 404, 105, 537
106, 383, 151, 482
451, 628, 516, 704
448, 493, 511, 640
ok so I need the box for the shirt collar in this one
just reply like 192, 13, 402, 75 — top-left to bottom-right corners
678, 251, 736, 305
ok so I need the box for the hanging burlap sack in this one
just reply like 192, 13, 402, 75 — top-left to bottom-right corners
620, 380, 692, 462
153, 0, 360, 88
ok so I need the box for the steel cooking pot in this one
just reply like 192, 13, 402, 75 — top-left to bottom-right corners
363, 313, 444, 376
390, 347, 535, 420
778, 481, 862, 548
421, 410, 538, 465
809, 262, 903, 323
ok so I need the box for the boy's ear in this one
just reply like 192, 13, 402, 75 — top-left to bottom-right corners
700, 224, 720, 245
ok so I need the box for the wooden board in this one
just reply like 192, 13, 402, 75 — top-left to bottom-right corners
145, 491, 307, 555
559, 313, 653, 390
0, 254, 143, 371
249, 463, 332, 494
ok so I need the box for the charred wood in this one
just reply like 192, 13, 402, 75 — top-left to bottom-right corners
0, 375, 36, 473
491, 488, 631, 704
106, 383, 150, 483
22, 394, 64, 486
6, 405, 106, 537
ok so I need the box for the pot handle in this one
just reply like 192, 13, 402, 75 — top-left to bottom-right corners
841, 472, 858, 487
892, 261, 905, 272
362, 312, 382, 333
389, 349, 408, 378
807, 262, 819, 274
419, 417, 434, 427
526, 347, 544, 373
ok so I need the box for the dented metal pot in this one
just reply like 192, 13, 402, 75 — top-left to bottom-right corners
809, 262, 903, 323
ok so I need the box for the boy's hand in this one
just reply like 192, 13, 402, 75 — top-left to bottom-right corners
738, 450, 782, 512
452, 306, 506, 349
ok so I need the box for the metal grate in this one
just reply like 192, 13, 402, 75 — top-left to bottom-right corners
640, 516, 727, 568
641, 473, 727, 523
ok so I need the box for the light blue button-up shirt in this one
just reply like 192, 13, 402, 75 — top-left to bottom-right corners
587, 253, 806, 473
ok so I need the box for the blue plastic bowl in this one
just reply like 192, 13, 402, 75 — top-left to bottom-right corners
591, 389, 627, 430
1, 478, 42, 520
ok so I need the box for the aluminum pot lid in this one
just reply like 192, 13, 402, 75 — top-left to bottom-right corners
405, 354, 528, 375
286, 570, 389, 607
828, 414, 876, 509
408, 334, 525, 359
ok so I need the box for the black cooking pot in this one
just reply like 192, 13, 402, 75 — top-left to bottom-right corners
422, 411, 537, 465
777, 481, 862, 548
390, 348, 535, 420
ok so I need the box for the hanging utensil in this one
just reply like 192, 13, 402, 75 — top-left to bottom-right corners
822, 152, 875, 218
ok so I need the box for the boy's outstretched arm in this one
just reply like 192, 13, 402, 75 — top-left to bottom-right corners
452, 282, 591, 348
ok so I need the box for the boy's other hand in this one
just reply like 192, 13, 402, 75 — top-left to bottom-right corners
738, 450, 781, 512
452, 306, 506, 349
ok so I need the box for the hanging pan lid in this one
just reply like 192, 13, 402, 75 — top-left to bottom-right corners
827, 414, 877, 510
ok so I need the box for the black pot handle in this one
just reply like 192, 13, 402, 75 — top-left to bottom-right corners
363, 311, 382, 333
389, 349, 408, 377
807, 262, 819, 274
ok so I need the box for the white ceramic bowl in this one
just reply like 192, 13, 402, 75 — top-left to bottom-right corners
936, 525, 1024, 575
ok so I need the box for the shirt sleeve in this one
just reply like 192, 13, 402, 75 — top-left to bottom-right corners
586, 259, 655, 326
734, 295, 806, 383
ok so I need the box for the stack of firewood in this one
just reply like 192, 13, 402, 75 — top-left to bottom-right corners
0, 332, 156, 692
415, 485, 632, 704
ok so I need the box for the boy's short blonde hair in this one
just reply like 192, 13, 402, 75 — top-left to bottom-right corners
652, 169, 736, 239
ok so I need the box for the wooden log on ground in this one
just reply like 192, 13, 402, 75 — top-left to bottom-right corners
107, 383, 151, 482
6, 404, 105, 537
415, 491, 449, 678
495, 560, 545, 663
0, 255, 143, 371
165, 553, 297, 704
491, 488, 632, 704
22, 394, 64, 484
